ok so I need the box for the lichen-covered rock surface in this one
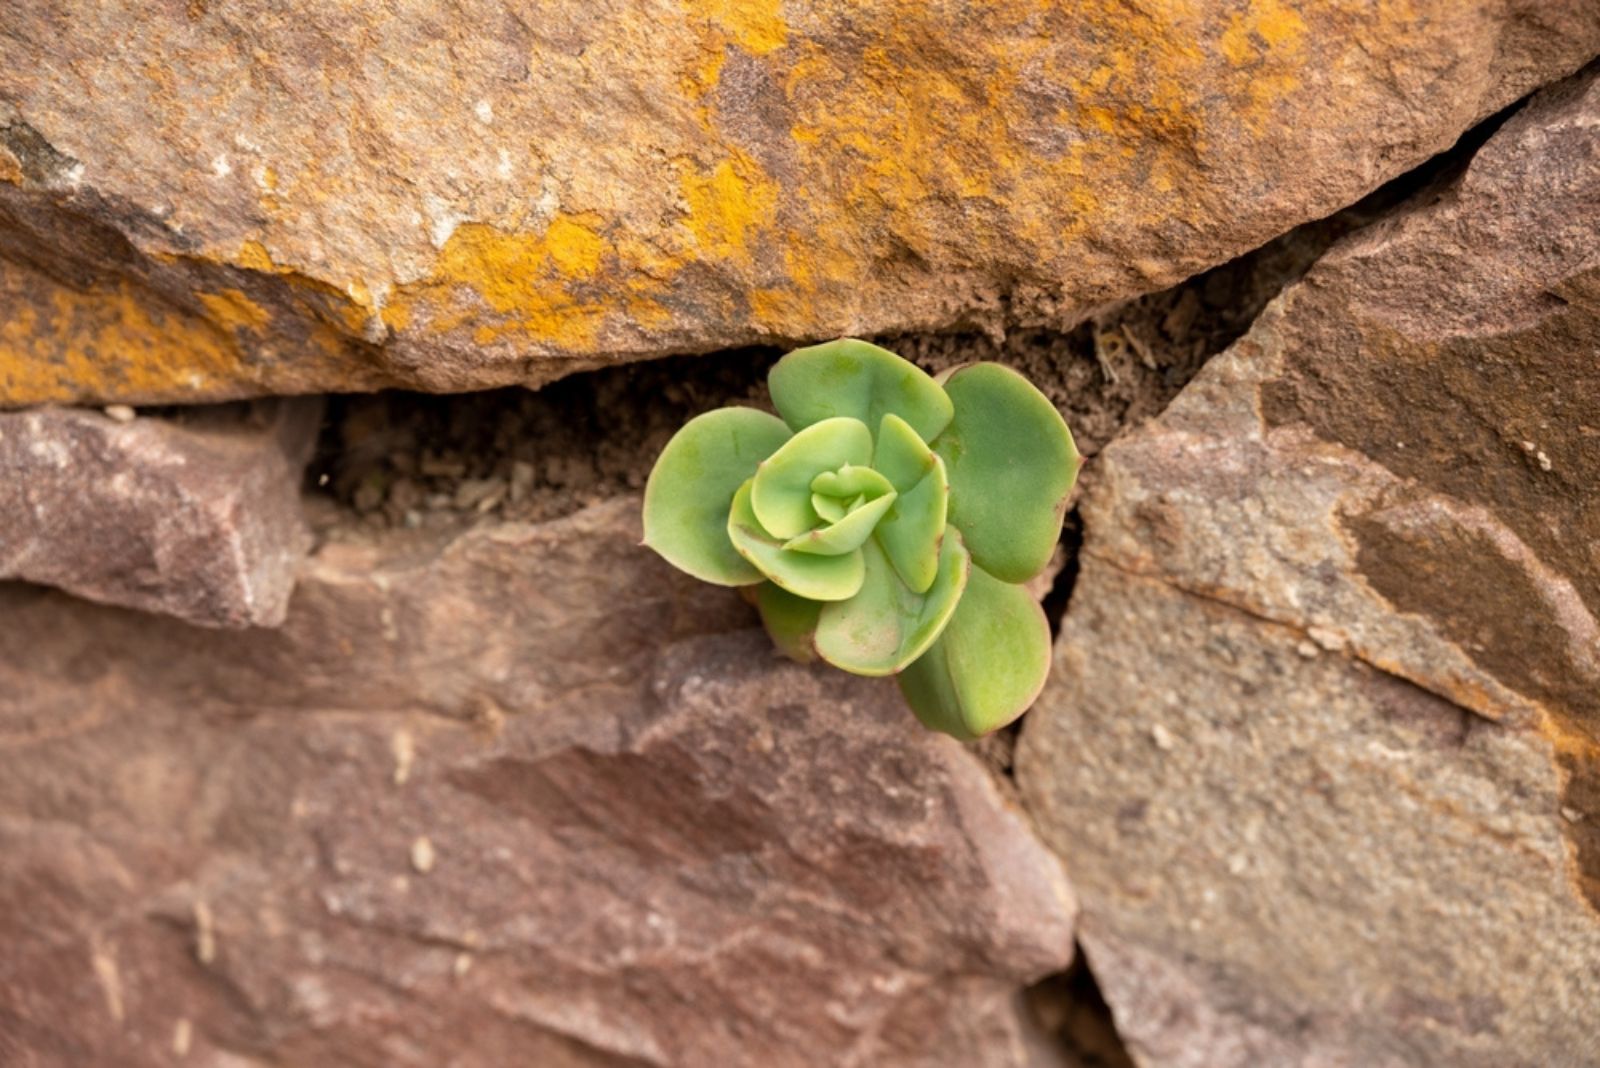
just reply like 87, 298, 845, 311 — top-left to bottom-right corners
3, 1, 1598, 405
0, 497, 1077, 1068
1018, 65, 1600, 1068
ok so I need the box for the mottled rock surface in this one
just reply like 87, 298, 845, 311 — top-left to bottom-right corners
0, 399, 319, 627
0, 497, 1077, 1067
3, 2, 1598, 405
1019, 67, 1600, 1068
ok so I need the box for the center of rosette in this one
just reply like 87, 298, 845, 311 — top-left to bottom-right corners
781, 464, 896, 556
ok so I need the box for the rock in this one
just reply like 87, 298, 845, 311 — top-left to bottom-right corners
0, 399, 320, 628
2, 2, 1597, 405
1018, 67, 1600, 1067
0, 497, 1077, 1067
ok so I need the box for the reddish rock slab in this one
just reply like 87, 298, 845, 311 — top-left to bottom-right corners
0, 497, 1077, 1067
0, 399, 320, 627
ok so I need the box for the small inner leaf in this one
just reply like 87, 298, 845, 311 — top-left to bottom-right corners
769, 338, 955, 444
896, 563, 1052, 739
782, 491, 895, 556
810, 464, 893, 502
813, 493, 848, 523
728, 480, 866, 602
814, 530, 970, 677
873, 413, 949, 594
751, 417, 872, 540
933, 363, 1080, 584
642, 407, 793, 586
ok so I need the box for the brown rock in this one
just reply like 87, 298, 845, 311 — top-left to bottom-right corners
3, 2, 1597, 405
1023, 565, 1600, 1068
0, 399, 320, 628
0, 497, 1076, 1067
1018, 66, 1600, 1067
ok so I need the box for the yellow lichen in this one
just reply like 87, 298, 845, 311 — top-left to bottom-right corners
383, 213, 615, 349
0, 260, 247, 402
701, 0, 789, 56
543, 214, 606, 278
681, 153, 779, 256
235, 240, 279, 273
197, 288, 272, 333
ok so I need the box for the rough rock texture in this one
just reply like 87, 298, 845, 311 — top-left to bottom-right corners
1018, 67, 1600, 1068
0, 496, 1077, 1068
0, 399, 320, 628
3, 2, 1599, 405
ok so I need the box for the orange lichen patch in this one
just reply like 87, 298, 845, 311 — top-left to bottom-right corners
172, 245, 375, 336
1255, 1, 1309, 49
235, 240, 283, 274
700, 0, 788, 56
384, 212, 616, 350
0, 239, 387, 405
1221, 0, 1308, 65
543, 214, 607, 277
679, 0, 789, 100
1217, 0, 1309, 121
680, 152, 779, 257
196, 288, 272, 333
389, 143, 787, 350
0, 259, 249, 403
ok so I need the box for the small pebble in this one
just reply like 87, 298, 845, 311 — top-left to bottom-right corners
411, 835, 436, 874
104, 404, 135, 423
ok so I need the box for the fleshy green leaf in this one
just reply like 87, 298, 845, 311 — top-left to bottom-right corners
769, 338, 954, 444
896, 563, 1051, 739
756, 582, 821, 663
751, 417, 872, 540
814, 531, 970, 677
783, 491, 895, 555
933, 363, 1080, 583
872, 413, 949, 593
728, 480, 865, 601
642, 407, 793, 585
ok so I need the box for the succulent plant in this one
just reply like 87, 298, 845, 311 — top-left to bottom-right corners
643, 339, 1080, 739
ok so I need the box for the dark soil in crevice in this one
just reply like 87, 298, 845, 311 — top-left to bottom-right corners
306, 346, 783, 536
1027, 948, 1138, 1068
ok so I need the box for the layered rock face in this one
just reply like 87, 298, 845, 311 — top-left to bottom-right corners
2, 1, 1598, 404
1018, 66, 1600, 1068
0, 499, 1077, 1068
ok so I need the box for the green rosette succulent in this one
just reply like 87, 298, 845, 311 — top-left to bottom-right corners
643, 338, 1080, 739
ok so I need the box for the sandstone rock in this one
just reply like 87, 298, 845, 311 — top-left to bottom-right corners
1018, 67, 1600, 1067
3, 2, 1597, 405
1023, 565, 1600, 1068
0, 399, 320, 628
0, 497, 1077, 1067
